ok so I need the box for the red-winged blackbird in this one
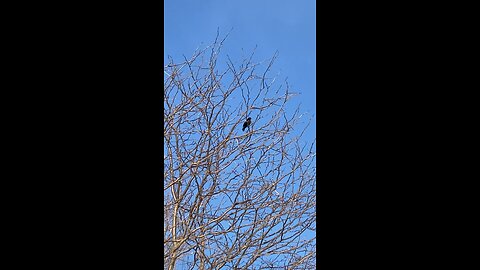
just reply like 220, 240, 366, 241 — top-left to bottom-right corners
242, 117, 252, 131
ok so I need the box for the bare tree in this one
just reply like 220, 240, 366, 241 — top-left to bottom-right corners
164, 33, 316, 270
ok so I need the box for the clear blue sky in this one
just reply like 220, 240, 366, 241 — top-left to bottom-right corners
164, 0, 316, 144
164, 1, 316, 266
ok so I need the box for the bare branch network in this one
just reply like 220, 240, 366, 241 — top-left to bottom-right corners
164, 35, 316, 270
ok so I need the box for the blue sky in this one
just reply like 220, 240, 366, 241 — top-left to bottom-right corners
164, 1, 316, 266
164, 0, 316, 144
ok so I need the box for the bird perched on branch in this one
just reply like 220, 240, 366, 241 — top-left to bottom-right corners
242, 117, 252, 131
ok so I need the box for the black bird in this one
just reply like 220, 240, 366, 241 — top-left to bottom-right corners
242, 117, 252, 131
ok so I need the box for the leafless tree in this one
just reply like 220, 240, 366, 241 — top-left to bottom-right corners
164, 33, 316, 270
